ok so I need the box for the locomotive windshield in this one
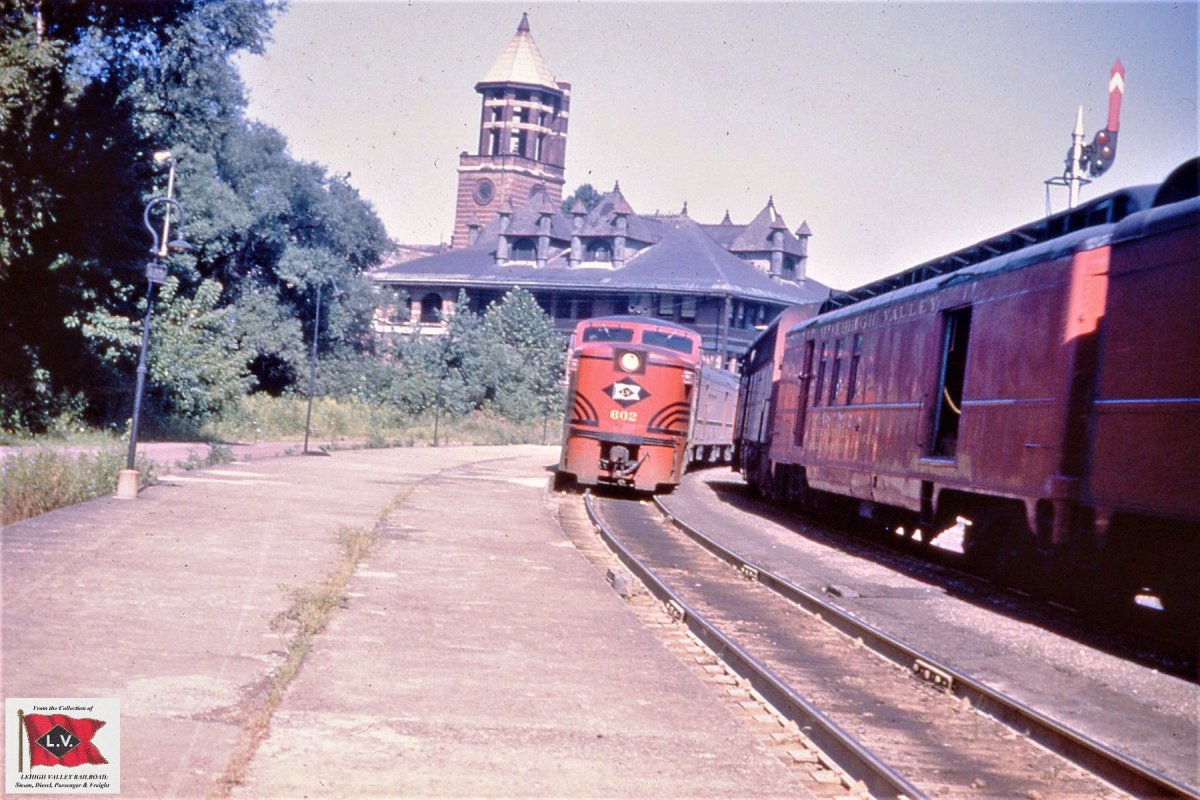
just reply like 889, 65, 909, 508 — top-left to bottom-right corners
641, 330, 695, 354
582, 325, 635, 343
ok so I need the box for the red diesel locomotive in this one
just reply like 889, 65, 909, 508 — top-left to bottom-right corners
557, 316, 736, 493
736, 159, 1199, 622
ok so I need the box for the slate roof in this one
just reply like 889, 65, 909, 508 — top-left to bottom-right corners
699, 198, 810, 257
372, 186, 829, 307
478, 13, 560, 92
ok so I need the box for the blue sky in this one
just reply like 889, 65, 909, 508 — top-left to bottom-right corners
237, 1, 1199, 290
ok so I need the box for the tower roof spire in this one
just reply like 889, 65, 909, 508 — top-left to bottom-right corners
479, 14, 558, 91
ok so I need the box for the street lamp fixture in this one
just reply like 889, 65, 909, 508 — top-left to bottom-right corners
117, 152, 190, 500
303, 278, 345, 454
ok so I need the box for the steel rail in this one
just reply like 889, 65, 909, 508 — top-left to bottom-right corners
584, 492, 924, 800
653, 495, 1199, 800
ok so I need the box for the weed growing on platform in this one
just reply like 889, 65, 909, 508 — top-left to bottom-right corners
176, 443, 235, 471
0, 447, 153, 525
215, 522, 381, 795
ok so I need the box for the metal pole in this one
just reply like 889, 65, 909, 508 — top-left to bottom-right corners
125, 273, 157, 470
303, 285, 322, 454
1068, 105, 1086, 209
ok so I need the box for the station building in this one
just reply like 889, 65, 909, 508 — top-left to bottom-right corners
370, 14, 830, 368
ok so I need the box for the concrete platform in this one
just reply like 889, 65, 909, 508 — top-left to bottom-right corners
3, 446, 815, 798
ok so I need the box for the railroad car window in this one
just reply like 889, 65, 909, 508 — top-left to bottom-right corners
931, 307, 973, 458
846, 334, 863, 404
813, 342, 828, 408
641, 330, 695, 354
828, 340, 843, 406
582, 325, 634, 343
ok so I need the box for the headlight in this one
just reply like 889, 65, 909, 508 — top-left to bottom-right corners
618, 351, 642, 372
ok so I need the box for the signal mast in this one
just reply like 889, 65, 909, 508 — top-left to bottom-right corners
1046, 60, 1125, 209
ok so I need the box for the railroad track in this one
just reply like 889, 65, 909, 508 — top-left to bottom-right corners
583, 491, 1197, 800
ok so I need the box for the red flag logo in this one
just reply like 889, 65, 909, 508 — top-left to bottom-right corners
21, 713, 108, 768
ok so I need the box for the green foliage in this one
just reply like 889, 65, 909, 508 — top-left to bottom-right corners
1, 0, 391, 436
2, 3, 563, 440
199, 395, 552, 448
72, 276, 253, 422
561, 183, 605, 215
0, 1, 67, 270
176, 442, 233, 471
391, 288, 566, 423
478, 287, 566, 421
0, 446, 154, 525
205, 394, 407, 443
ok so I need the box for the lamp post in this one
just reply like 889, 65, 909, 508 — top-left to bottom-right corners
303, 278, 344, 454
117, 151, 189, 500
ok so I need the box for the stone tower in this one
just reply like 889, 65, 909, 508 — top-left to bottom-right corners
452, 14, 571, 248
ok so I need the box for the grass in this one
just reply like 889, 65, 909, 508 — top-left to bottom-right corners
1, 447, 154, 526
204, 395, 559, 448
1, 397, 559, 525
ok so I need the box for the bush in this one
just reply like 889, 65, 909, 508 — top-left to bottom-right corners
201, 395, 559, 448
1, 447, 154, 525
204, 394, 408, 442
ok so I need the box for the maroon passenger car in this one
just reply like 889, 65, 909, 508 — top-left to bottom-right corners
740, 159, 1199, 621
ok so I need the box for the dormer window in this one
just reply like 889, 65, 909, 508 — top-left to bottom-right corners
511, 237, 537, 261
585, 240, 612, 263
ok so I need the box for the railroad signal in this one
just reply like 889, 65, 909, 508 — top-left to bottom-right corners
1046, 60, 1125, 209
1080, 60, 1124, 178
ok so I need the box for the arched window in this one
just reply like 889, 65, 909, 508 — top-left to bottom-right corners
511, 238, 537, 261
420, 293, 443, 323
586, 240, 612, 263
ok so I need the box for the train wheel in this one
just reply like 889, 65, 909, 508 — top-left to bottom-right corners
963, 505, 1032, 588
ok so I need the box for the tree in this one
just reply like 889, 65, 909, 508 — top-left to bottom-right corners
393, 290, 482, 417
390, 288, 566, 427
0, 0, 393, 432
561, 183, 604, 215
70, 276, 253, 423
478, 288, 565, 422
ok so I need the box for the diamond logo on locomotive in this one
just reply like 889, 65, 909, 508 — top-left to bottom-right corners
605, 379, 648, 408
